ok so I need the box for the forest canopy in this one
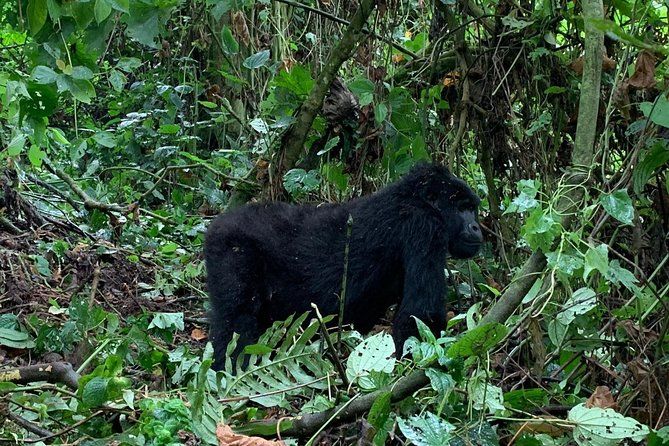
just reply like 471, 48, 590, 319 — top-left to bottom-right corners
0, 0, 668, 444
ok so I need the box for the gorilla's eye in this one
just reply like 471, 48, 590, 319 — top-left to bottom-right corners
457, 200, 474, 212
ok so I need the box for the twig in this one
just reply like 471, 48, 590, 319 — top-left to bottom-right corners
337, 215, 353, 352
311, 304, 349, 389
7, 412, 54, 438
23, 410, 104, 443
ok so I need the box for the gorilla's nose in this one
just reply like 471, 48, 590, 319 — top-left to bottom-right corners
468, 223, 483, 242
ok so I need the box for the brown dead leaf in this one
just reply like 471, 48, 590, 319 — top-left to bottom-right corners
570, 57, 584, 75
570, 53, 616, 75
216, 424, 286, 446
602, 55, 617, 72
278, 58, 295, 73
585, 386, 619, 410
612, 80, 631, 120
232, 11, 251, 46
629, 51, 656, 89
191, 328, 207, 341
392, 54, 405, 64
442, 71, 460, 87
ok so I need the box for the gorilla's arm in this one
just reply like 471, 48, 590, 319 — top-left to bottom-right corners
391, 234, 448, 354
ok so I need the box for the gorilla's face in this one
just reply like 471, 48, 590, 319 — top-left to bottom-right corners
429, 172, 483, 259
448, 205, 483, 258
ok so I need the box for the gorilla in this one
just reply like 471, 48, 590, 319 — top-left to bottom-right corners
205, 163, 483, 369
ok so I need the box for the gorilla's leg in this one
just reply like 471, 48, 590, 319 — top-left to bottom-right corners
206, 247, 263, 370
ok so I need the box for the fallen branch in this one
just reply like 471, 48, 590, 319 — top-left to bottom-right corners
236, 370, 429, 437
43, 160, 134, 215
0, 362, 80, 390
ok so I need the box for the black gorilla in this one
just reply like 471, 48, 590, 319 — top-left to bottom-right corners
205, 163, 482, 369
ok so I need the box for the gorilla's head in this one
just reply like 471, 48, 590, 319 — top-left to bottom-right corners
407, 163, 483, 258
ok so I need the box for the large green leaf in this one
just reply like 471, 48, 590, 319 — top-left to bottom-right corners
94, 0, 112, 22
633, 140, 669, 194
346, 332, 395, 390
243, 50, 270, 69
599, 190, 634, 225
398, 412, 456, 446
640, 94, 669, 128
56, 75, 96, 103
0, 328, 35, 349
32, 66, 58, 84
27, 0, 48, 35
569, 403, 649, 445
447, 323, 507, 358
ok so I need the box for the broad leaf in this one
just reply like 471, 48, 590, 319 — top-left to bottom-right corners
569, 403, 649, 445
398, 412, 455, 446
599, 190, 634, 225
346, 332, 395, 390
448, 323, 507, 358
243, 50, 270, 69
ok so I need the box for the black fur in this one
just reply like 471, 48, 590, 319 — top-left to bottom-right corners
205, 163, 482, 369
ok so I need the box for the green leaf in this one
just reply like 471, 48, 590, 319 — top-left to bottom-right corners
556, 287, 597, 326
568, 403, 649, 445
107, 0, 129, 13
199, 100, 218, 109
116, 57, 141, 72
648, 426, 669, 446
374, 103, 388, 124
588, 18, 666, 54
521, 208, 561, 251
243, 50, 270, 69
640, 95, 669, 128
425, 368, 455, 397
468, 375, 505, 414
109, 69, 127, 92
599, 190, 634, 225
317, 136, 340, 156
368, 391, 392, 446
503, 388, 549, 410
243, 343, 273, 355
447, 323, 507, 358
273, 65, 314, 96
148, 313, 184, 331
605, 260, 638, 290
82, 377, 109, 407
94, 0, 112, 22
92, 131, 117, 148
348, 77, 375, 106
398, 412, 455, 446
221, 26, 239, 54
158, 124, 180, 134
0, 328, 35, 349
584, 243, 609, 280
633, 140, 669, 194
27, 0, 48, 35
32, 66, 58, 84
346, 332, 395, 390
28, 145, 45, 167
7, 134, 26, 156
56, 75, 96, 103
545, 251, 583, 277
72, 66, 94, 80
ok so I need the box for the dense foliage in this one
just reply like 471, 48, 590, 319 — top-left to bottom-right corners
0, 0, 668, 444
